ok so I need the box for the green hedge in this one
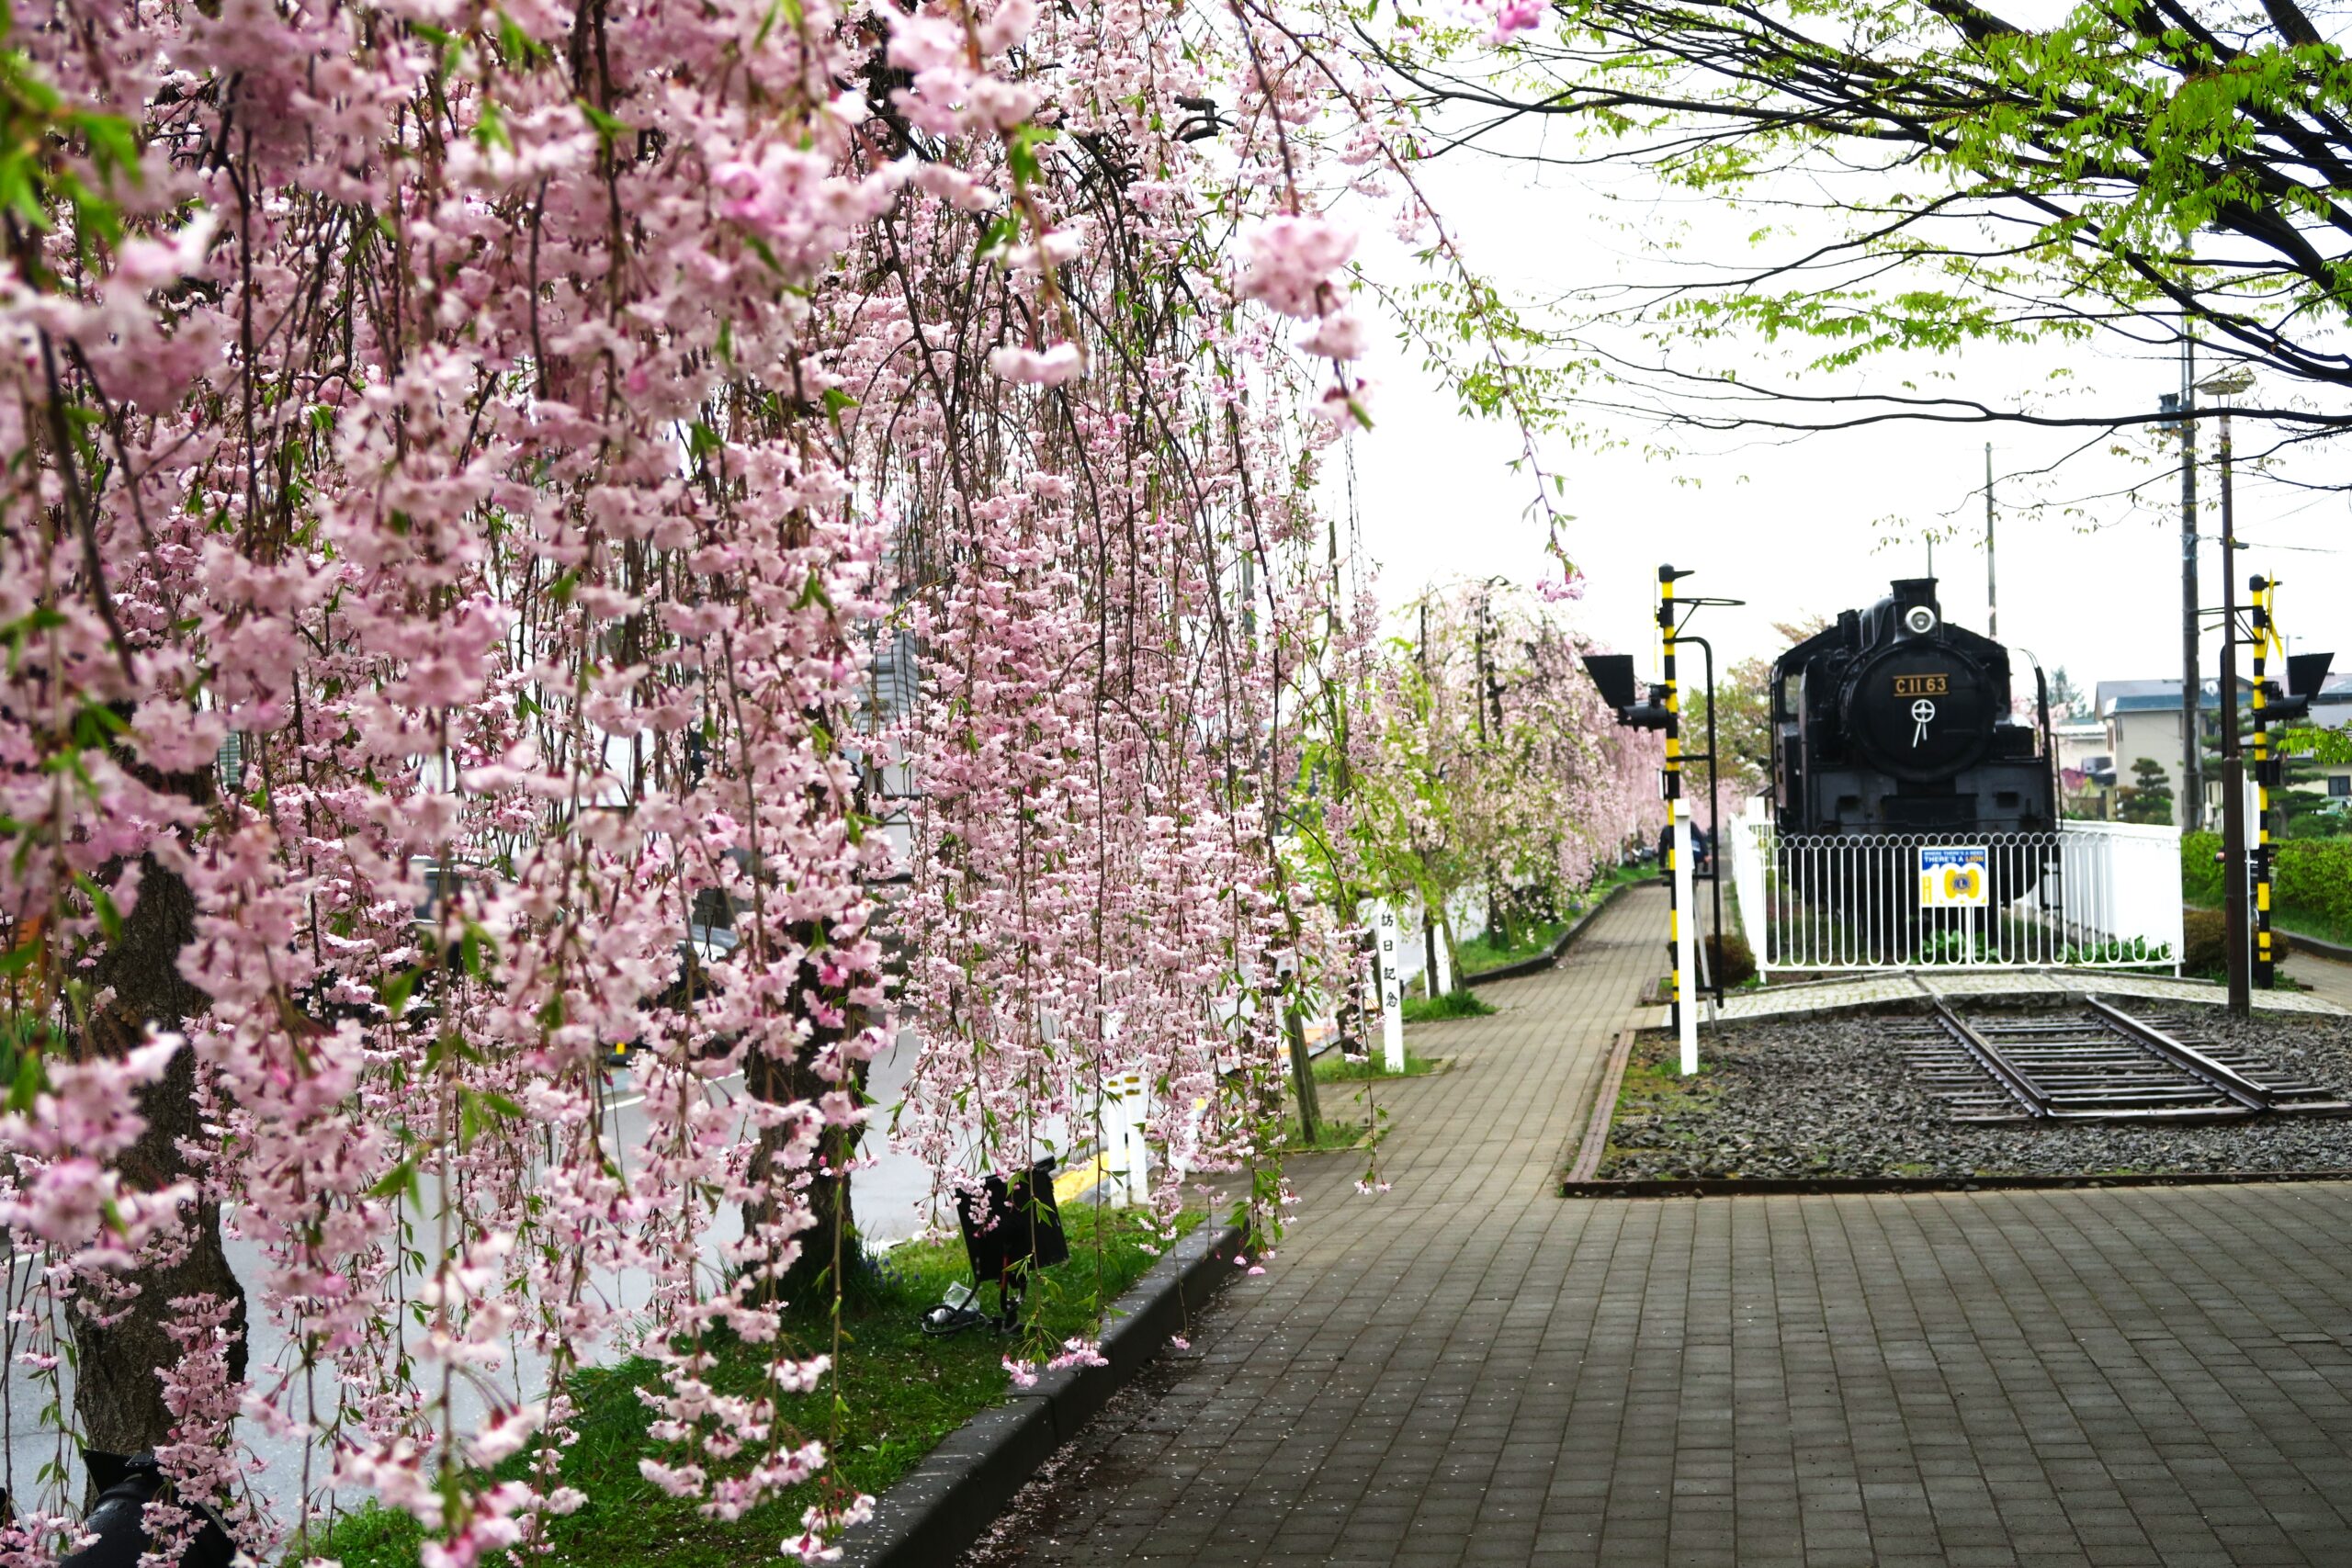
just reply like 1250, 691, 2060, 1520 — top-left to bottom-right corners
2271, 839, 2352, 943
2181, 830, 2352, 944
2181, 830, 2224, 907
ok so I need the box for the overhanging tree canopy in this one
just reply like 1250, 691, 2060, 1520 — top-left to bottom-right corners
1383, 0, 2352, 442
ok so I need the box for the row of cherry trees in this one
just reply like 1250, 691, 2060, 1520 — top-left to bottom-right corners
0, 0, 1427, 1562
1351, 582, 1665, 970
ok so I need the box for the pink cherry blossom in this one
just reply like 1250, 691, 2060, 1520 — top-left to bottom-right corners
0, 3, 1596, 1557
988, 342, 1087, 384
1238, 215, 1360, 319
1490, 0, 1549, 40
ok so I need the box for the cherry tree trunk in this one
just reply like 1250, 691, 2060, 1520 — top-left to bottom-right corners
743, 1047, 866, 1304
72, 854, 247, 1469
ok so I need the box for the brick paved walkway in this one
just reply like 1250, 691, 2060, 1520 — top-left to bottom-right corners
983, 884, 2352, 1568
2282, 949, 2352, 1013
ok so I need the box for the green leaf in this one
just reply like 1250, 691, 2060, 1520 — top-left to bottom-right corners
474, 97, 512, 152
576, 99, 630, 145
494, 8, 546, 66
7, 1048, 42, 1114
1005, 123, 1057, 187
72, 872, 121, 942
381, 967, 422, 1019
368, 1158, 420, 1201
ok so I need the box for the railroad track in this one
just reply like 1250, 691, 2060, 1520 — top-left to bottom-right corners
1892, 998, 2352, 1126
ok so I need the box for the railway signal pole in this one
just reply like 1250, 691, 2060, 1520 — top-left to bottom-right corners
2246, 581, 2335, 991
1582, 569, 1738, 1075
1660, 566, 1698, 1074
2250, 575, 2278, 990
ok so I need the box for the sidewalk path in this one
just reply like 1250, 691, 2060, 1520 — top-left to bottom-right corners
2282, 947, 2352, 1013
982, 883, 2352, 1567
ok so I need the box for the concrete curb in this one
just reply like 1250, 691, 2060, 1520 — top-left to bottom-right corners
2287, 930, 2352, 965
1464, 876, 1645, 988
835, 1221, 1248, 1568
1566, 1029, 1637, 1185
1563, 1169, 2352, 1199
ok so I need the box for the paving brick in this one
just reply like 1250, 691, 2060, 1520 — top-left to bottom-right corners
971, 886, 2352, 1568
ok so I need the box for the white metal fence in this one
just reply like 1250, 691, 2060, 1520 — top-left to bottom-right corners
1728, 804, 2181, 976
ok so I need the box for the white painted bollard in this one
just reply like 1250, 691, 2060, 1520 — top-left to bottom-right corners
1672, 798, 1698, 1075
1374, 904, 1406, 1073
1097, 1069, 1151, 1206
1432, 918, 1454, 996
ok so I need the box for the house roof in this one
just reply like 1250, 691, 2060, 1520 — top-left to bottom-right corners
2098, 678, 2216, 716
2096, 671, 2352, 717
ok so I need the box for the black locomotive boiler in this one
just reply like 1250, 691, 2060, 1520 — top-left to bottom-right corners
1770, 578, 2055, 837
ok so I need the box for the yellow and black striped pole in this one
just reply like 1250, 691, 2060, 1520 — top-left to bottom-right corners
2251, 576, 2280, 988
1659, 565, 1698, 1072
1659, 566, 1679, 1026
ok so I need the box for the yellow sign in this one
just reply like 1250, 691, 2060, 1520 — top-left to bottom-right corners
1893, 673, 1951, 696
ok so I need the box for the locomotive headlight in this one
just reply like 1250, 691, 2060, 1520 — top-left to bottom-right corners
1903, 605, 1939, 637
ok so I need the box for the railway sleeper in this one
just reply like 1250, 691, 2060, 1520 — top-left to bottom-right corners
1913, 1001, 2352, 1123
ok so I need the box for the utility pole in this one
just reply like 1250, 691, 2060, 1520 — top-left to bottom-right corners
1984, 443, 1997, 639
2204, 367, 2253, 1018
1419, 600, 1443, 996
2180, 338, 2202, 830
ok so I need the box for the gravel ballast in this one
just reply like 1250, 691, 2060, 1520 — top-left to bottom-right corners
1600, 1004, 2352, 1180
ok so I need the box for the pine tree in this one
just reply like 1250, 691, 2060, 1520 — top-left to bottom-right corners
2117, 758, 2177, 826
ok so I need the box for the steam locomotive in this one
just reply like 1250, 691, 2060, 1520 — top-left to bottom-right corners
1770, 578, 2054, 836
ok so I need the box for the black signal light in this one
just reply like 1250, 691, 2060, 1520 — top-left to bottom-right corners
1579, 653, 1639, 711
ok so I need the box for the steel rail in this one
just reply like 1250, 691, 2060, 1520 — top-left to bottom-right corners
2083, 996, 2274, 1113
1928, 1002, 2050, 1119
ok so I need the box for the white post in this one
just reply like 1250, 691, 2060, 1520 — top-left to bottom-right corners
1097, 1068, 1151, 1207
1120, 1072, 1150, 1205
1673, 798, 1698, 1075
1096, 1076, 1130, 1207
1375, 904, 1406, 1072
1433, 921, 1454, 996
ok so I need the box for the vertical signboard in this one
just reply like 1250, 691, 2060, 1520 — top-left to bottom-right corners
1374, 904, 1405, 1073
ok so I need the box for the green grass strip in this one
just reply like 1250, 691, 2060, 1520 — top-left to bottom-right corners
312, 1205, 1196, 1568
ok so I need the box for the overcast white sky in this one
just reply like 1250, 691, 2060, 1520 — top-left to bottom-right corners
1328, 130, 2352, 694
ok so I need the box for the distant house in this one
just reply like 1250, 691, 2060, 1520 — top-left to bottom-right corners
2094, 678, 2225, 824
2312, 671, 2352, 731
2306, 673, 2352, 808
2092, 672, 2352, 822
2052, 717, 2112, 817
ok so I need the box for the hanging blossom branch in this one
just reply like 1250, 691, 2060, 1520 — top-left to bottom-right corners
0, 0, 1492, 1562
1351, 581, 1665, 969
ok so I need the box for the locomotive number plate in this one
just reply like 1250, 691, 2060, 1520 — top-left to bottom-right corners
1893, 673, 1950, 696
